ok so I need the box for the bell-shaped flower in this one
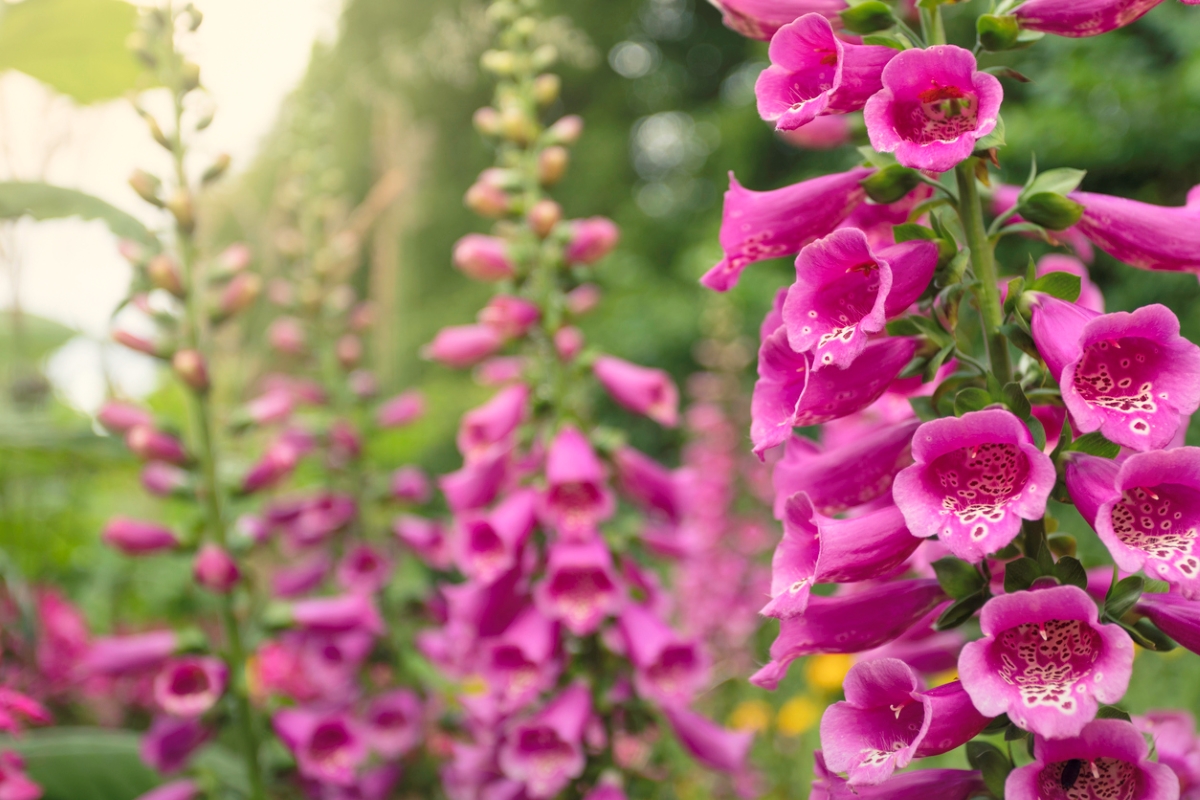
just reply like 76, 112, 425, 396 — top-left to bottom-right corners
424, 324, 504, 368
97, 400, 153, 433
1006, 719, 1179, 800
702, 167, 872, 291
336, 544, 393, 595
772, 419, 919, 517
764, 494, 922, 619
662, 704, 753, 774
1068, 184, 1200, 274
1014, 0, 1171, 38
752, 579, 947, 690
126, 425, 188, 465
83, 630, 178, 677
273, 708, 367, 786
893, 409, 1056, 563
535, 539, 623, 636
1031, 295, 1200, 451
819, 658, 990, 785
390, 465, 432, 504
270, 552, 330, 599
0, 689, 49, 736
298, 630, 374, 703
617, 603, 710, 706
1136, 592, 1200, 655
858, 612, 966, 676
540, 426, 614, 541
756, 14, 897, 131
811, 750, 986, 800
959, 585, 1134, 739
376, 390, 424, 428
364, 690, 422, 759
753, 332, 919, 456
498, 684, 591, 799
479, 295, 541, 340
141, 716, 209, 773
783, 229, 937, 369
453, 233, 515, 282
291, 593, 383, 636
193, 544, 239, 594
864, 45, 1003, 173
593, 356, 679, 427
564, 217, 620, 265
1135, 710, 1200, 798
393, 515, 453, 570
483, 606, 561, 713
439, 446, 508, 513
102, 517, 180, 555
153, 656, 227, 718
456, 489, 538, 585
612, 446, 682, 524
709, 0, 848, 40
1068, 449, 1200, 597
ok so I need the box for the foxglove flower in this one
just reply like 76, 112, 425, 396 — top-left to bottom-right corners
453, 233, 515, 281
393, 515, 453, 569
456, 489, 537, 585
780, 114, 852, 150
336, 544, 393, 594
141, 461, 189, 497
291, 594, 383, 636
126, 426, 188, 464
752, 579, 946, 690
1006, 719, 1179, 800
376, 390, 424, 428
483, 606, 561, 712
0, 690, 49, 735
1069, 184, 1200, 274
0, 752, 41, 800
153, 656, 228, 718
819, 658, 989, 784
102, 517, 180, 555
135, 780, 199, 800
1030, 295, 1200, 451
958, 585, 1134, 739
811, 750, 986, 800
864, 45, 1003, 173
1136, 592, 1200, 655
1014, 0, 1169, 38
273, 709, 367, 786
498, 684, 591, 798
708, 0, 848, 40
617, 603, 710, 706
564, 217, 620, 264
662, 704, 753, 774
271, 552, 330, 598
756, 14, 897, 131
1067, 449, 1200, 597
424, 324, 504, 368
1134, 710, 1200, 798
192, 544, 239, 593
84, 630, 178, 676
612, 446, 682, 524
702, 167, 872, 291
782, 229, 937, 368
97, 401, 153, 433
364, 690, 422, 759
764, 494, 921, 618
893, 409, 1056, 563
535, 539, 623, 636
593, 356, 680, 427
540, 426, 615, 540
752, 331, 918, 455
440, 446, 508, 513
390, 466, 432, 503
141, 716, 209, 773
479, 295, 541, 339
457, 384, 529, 461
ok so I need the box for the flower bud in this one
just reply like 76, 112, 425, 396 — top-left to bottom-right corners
217, 243, 252, 274
349, 369, 378, 399
533, 73, 561, 105
594, 355, 679, 427
423, 325, 504, 368
475, 356, 526, 386
531, 44, 558, 70
453, 234, 515, 281
349, 301, 374, 332
180, 61, 201, 92
146, 254, 185, 297
201, 153, 230, 184
839, 1, 896, 33
103, 517, 180, 555
547, 114, 584, 145
479, 295, 541, 339
141, 461, 190, 497
1017, 192, 1085, 231
82, 630, 179, 677
473, 106, 501, 136
565, 217, 620, 264
977, 14, 1021, 52
390, 466, 432, 504
97, 401, 153, 433
336, 334, 362, 369
267, 316, 307, 355
245, 389, 294, 425
481, 49, 517, 76
165, 189, 195, 234
172, 349, 209, 392
113, 329, 164, 357
377, 390, 425, 428
193, 544, 240, 593
329, 419, 362, 463
499, 105, 536, 146
565, 283, 602, 316
145, 114, 172, 149
218, 273, 262, 317
527, 199, 562, 238
118, 239, 146, 264
555, 326, 584, 361
267, 278, 294, 307
126, 425, 189, 464
465, 181, 511, 218
538, 145, 570, 186
129, 169, 164, 206
860, 164, 921, 204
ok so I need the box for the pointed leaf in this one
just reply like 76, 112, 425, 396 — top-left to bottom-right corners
1067, 432, 1120, 459
0, 182, 156, 246
933, 557, 986, 600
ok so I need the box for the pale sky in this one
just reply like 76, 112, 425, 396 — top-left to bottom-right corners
0, 0, 341, 411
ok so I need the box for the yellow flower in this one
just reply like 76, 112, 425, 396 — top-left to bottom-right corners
777, 695, 821, 737
728, 699, 773, 733
806, 654, 854, 692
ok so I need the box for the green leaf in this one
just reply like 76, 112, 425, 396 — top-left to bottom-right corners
1054, 556, 1088, 590
1002, 382, 1031, 419
981, 714, 1012, 735
935, 592, 988, 630
0, 182, 156, 246
923, 342, 955, 383
1023, 167, 1087, 199
1131, 618, 1177, 652
932, 557, 986, 600
887, 313, 952, 347
1002, 276, 1026, 318
970, 742, 1013, 799
1026, 416, 1047, 452
861, 31, 909, 50
857, 146, 898, 169
1067, 432, 1121, 459
1003, 557, 1043, 593
893, 223, 938, 242
1105, 576, 1144, 620
1096, 706, 1132, 722
954, 387, 994, 416
973, 114, 1005, 152
0, 0, 145, 104
908, 395, 938, 422
1000, 323, 1041, 359
1028, 271, 1082, 302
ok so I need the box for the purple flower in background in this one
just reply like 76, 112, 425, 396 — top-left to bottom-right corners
864, 46, 1003, 173
1015, 0, 1167, 38
192, 544, 240, 593
612, 446, 682, 524
1006, 719, 1179, 800
1134, 710, 1200, 798
376, 390, 425, 428
811, 750, 986, 800
1068, 184, 1200, 273
457, 384, 529, 462
152, 656, 227, 718
134, 780, 200, 800
440, 446, 508, 513
707, 0, 848, 40
274, 708, 368, 786
83, 630, 178, 677
456, 489, 538, 585
1136, 592, 1200, 655
540, 426, 614, 541
336, 544, 393, 595
617, 603, 710, 706
893, 409, 1056, 563
97, 400, 153, 433
393, 515, 453, 569
140, 462, 189, 497
959, 585, 1134, 739
389, 465, 432, 504
141, 716, 209, 773
424, 324, 504, 368
483, 606, 561, 712
498, 683, 591, 798
593, 356, 680, 427
292, 594, 383, 636
271, 552, 330, 598
364, 690, 422, 759
453, 233, 515, 282
126, 426, 188, 465
535, 539, 623, 635
102, 518, 180, 555
662, 704, 753, 774
564, 217, 620, 265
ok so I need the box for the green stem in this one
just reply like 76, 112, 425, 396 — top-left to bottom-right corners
919, 4, 947, 45
954, 159, 1011, 385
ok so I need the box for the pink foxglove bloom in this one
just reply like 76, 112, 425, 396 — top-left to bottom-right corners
751, 330, 918, 455
135, 779, 200, 800
126, 426, 188, 465
662, 704, 753, 774
440, 447, 508, 513
424, 324, 504, 368
1030, 295, 1200, 451
554, 325, 584, 361
453, 233, 515, 281
393, 515, 453, 569
708, 0, 848, 40
565, 283, 601, 316
292, 594, 383, 636
1067, 449, 1200, 597
780, 114, 852, 150
271, 552, 330, 598
479, 295, 541, 339
192, 544, 239, 593
1068, 184, 1200, 273
893, 409, 1056, 563
756, 14, 897, 131
540, 426, 614, 540
273, 709, 367, 786
864, 45, 1003, 173
83, 630, 178, 676
593, 356, 680, 427
582, 781, 627, 800
958, 585, 1134, 739
102, 517, 180, 555
564, 217, 620, 264
267, 316, 307, 355
456, 489, 538, 585
498, 684, 591, 798
336, 544, 393, 594
141, 461, 189, 497
458, 384, 529, 461
1006, 719, 1179, 800
364, 690, 422, 758
1136, 592, 1200, 655
390, 465, 432, 503
618, 603, 709, 706
153, 656, 228, 718
1014, 0, 1168, 38
811, 750, 986, 800
612, 446, 682, 524
764, 494, 921, 618
0, 690, 50, 735
819, 658, 989, 785
535, 539, 623, 636
376, 390, 424, 428
782, 229, 937, 369
838, 185, 936, 249
141, 716, 209, 773
752, 579, 947, 690
0, 753, 41, 800
1134, 710, 1200, 798
702, 167, 872, 291
97, 400, 152, 433
483, 606, 561, 713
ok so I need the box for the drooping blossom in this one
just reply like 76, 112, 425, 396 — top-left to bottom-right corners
390, 465, 432, 503
892, 409, 1056, 563
271, 552, 331, 598
1134, 710, 1200, 799
498, 684, 591, 798
364, 690, 423, 759
336, 544, 393, 594
612, 446, 682, 524
593, 356, 680, 426
564, 217, 620, 265
152, 657, 228, 718
458, 384, 529, 461
780, 114, 852, 149
617, 603, 710, 706
811, 750, 986, 800
291, 593, 383, 636
535, 539, 623, 636
440, 447, 508, 513
1030, 295, 1200, 451
702, 167, 872, 291
141, 716, 209, 773
0, 752, 42, 800
424, 324, 504, 368
707, 0, 848, 40
1067, 184, 1200, 274
482, 606, 561, 712
102, 517, 180, 555
83, 630, 178, 677
782, 229, 937, 369
661, 704, 753, 774
141, 461, 189, 497
393, 515, 453, 569
539, 426, 614, 540
97, 401, 153, 433
1136, 592, 1200, 655
453, 233, 515, 281
273, 708, 368, 786
376, 390, 425, 428
1014, 0, 1171, 38
756, 14, 897, 131
126, 426, 188, 464
958, 585, 1134, 739
456, 489, 538, 585
192, 544, 239, 593
1006, 719, 1180, 800
864, 45, 1003, 173
479, 295, 541, 339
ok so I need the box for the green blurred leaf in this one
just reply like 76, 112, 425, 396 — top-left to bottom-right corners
0, 182, 155, 246
932, 556, 986, 600
1066, 432, 1121, 459
1028, 271, 1082, 302
954, 387, 994, 416
0, 311, 75, 362
1105, 576, 1145, 620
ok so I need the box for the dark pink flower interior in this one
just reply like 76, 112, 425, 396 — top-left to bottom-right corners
894, 82, 980, 145
1073, 336, 1164, 437
1111, 483, 1200, 577
797, 261, 882, 349
517, 726, 573, 769
169, 663, 211, 697
780, 57, 838, 109
549, 568, 615, 620
309, 720, 353, 764
992, 619, 1102, 713
548, 482, 603, 524
645, 643, 701, 699
1036, 757, 1139, 800
928, 442, 1031, 540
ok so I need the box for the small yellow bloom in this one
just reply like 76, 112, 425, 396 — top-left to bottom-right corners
777, 695, 821, 737
461, 675, 488, 695
806, 654, 854, 692
728, 699, 773, 733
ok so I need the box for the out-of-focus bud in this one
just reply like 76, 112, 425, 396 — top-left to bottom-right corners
565, 283, 602, 316
147, 254, 186, 298
349, 302, 374, 332
499, 104, 536, 146
103, 517, 180, 555
531, 44, 557, 70
547, 115, 584, 145
861, 164, 921, 204
377, 390, 425, 428
127, 425, 189, 464
267, 279, 294, 307
329, 419, 363, 464
127, 30, 155, 67
172, 349, 210, 393
475, 356, 526, 386
473, 107, 501, 136
201, 153, 231, 185
527, 199, 562, 238
145, 114, 172, 150
180, 61, 201, 92
977, 14, 1021, 52
533, 73, 561, 105
97, 401, 153, 433
453, 234, 515, 281
218, 273, 262, 317
1017, 193, 1085, 231
423, 325, 504, 368
538, 146, 570, 186
479, 295, 541, 339
166, 189, 195, 234
390, 466, 432, 504
839, 0, 896, 33
218, 243, 252, 273
485, 0, 518, 23
129, 169, 164, 206
245, 390, 294, 426
481, 49, 517, 76
193, 544, 239, 593
565, 217, 620, 265
513, 16, 538, 37
336, 334, 363, 370
465, 181, 511, 218
554, 326, 584, 361
113, 329, 164, 357
118, 240, 146, 264
349, 370, 378, 399
267, 317, 307, 355
141, 461, 190, 497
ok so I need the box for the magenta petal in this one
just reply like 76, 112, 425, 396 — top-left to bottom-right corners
662, 704, 752, 774
915, 680, 991, 757
709, 0, 848, 41
813, 750, 986, 800
1029, 293, 1097, 381
1015, 0, 1166, 37
1138, 592, 1200, 655
1064, 452, 1121, 530
1069, 184, 1200, 273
